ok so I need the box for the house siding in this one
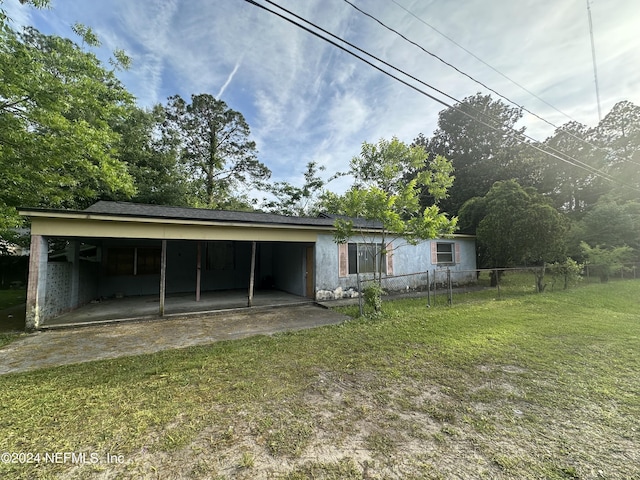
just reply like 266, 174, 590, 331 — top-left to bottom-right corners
315, 234, 476, 299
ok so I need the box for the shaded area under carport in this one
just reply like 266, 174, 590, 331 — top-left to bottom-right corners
42, 289, 309, 329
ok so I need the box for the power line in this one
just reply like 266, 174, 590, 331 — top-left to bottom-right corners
389, 0, 581, 125
344, 0, 640, 170
253, 0, 631, 190
242, 0, 640, 193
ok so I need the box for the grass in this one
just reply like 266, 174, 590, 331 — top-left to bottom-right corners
0, 288, 26, 310
0, 280, 638, 478
0, 288, 26, 334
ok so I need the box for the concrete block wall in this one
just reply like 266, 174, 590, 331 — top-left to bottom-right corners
43, 262, 72, 320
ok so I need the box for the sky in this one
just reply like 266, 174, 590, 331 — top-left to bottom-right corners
5, 0, 640, 193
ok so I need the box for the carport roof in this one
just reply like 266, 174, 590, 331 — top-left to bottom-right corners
82, 201, 339, 227
20, 201, 475, 238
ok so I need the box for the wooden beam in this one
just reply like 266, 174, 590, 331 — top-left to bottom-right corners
196, 241, 202, 302
159, 240, 167, 316
247, 241, 256, 307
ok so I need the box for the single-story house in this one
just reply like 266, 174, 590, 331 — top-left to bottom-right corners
19, 201, 476, 330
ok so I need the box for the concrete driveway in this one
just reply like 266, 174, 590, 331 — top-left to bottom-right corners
0, 304, 349, 375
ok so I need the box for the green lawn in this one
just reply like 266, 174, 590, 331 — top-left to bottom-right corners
0, 288, 26, 310
0, 281, 638, 479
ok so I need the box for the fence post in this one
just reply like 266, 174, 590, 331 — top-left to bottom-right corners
357, 271, 363, 317
426, 270, 431, 308
447, 268, 452, 306
495, 269, 501, 300
433, 269, 437, 306
585, 263, 590, 282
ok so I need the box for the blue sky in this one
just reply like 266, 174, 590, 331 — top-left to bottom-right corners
5, 0, 640, 193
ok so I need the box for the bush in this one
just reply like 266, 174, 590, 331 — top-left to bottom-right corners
362, 282, 384, 316
547, 258, 583, 290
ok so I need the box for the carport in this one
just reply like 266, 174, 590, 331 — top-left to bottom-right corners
19, 201, 336, 330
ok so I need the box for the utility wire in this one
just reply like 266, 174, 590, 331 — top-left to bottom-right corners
389, 0, 581, 125
256, 0, 629, 188
344, 0, 640, 170
262, 0, 630, 186
243, 0, 639, 193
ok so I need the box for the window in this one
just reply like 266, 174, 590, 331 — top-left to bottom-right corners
106, 247, 161, 276
436, 242, 455, 264
347, 243, 386, 275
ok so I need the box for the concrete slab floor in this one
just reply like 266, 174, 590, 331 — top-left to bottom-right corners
0, 304, 350, 375
44, 289, 309, 328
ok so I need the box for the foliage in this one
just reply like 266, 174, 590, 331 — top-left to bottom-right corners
322, 137, 457, 283
594, 100, 640, 199
412, 94, 532, 215
474, 180, 567, 268
162, 94, 270, 208
0, 16, 136, 234
574, 197, 640, 256
580, 242, 634, 282
362, 281, 384, 315
112, 105, 189, 206
547, 258, 582, 290
262, 161, 325, 216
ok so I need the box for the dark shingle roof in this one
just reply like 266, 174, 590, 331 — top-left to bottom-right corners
84, 201, 338, 227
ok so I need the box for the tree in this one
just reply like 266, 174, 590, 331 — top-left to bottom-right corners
413, 94, 531, 215
537, 121, 602, 213
592, 100, 640, 200
162, 94, 270, 209
112, 105, 189, 206
581, 242, 634, 283
0, 15, 136, 233
262, 161, 326, 216
321, 137, 457, 309
472, 180, 567, 291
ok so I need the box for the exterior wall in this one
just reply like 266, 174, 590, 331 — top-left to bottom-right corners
315, 234, 477, 300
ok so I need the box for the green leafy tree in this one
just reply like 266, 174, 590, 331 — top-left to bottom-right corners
473, 180, 567, 291
262, 161, 325, 216
1, 12, 135, 232
577, 198, 640, 254
413, 94, 533, 215
593, 101, 640, 198
537, 121, 602, 213
162, 94, 270, 209
113, 105, 189, 206
581, 242, 634, 282
321, 137, 457, 310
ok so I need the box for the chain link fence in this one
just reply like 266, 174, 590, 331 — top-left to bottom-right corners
350, 263, 639, 313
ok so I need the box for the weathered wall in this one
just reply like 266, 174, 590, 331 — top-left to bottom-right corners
315, 234, 477, 299
43, 262, 72, 320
